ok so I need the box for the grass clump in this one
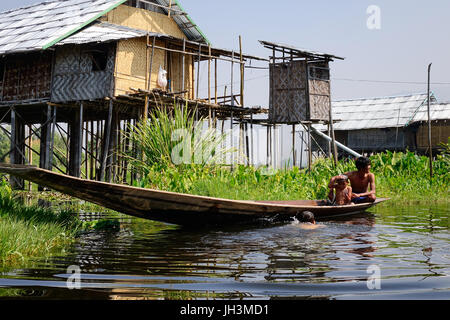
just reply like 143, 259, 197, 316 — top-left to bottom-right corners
0, 178, 122, 269
0, 179, 82, 268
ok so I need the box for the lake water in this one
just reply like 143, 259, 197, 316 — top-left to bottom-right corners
0, 202, 449, 300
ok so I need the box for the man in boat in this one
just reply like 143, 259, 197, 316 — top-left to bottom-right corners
328, 157, 376, 204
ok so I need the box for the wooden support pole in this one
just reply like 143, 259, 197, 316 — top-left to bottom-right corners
300, 131, 304, 169
250, 113, 254, 166
168, 0, 173, 18
84, 121, 88, 178
239, 35, 244, 107
27, 125, 33, 192
208, 44, 212, 127
196, 44, 201, 100
106, 108, 119, 183
182, 38, 186, 99
68, 102, 83, 178
10, 107, 25, 190
266, 125, 270, 167
90, 120, 94, 180
292, 124, 296, 167
49, 106, 56, 171
214, 58, 218, 104
245, 122, 250, 166
308, 123, 312, 172
95, 120, 100, 179
39, 104, 52, 170
231, 51, 234, 107
38, 104, 52, 190
427, 63, 433, 179
99, 100, 113, 181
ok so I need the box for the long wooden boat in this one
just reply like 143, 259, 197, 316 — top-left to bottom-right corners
0, 164, 388, 226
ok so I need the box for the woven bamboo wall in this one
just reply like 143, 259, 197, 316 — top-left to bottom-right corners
416, 121, 450, 148
269, 60, 308, 123
0, 52, 52, 102
347, 128, 406, 150
52, 43, 115, 103
114, 38, 193, 96
308, 79, 330, 121
109, 5, 193, 97
101, 4, 186, 39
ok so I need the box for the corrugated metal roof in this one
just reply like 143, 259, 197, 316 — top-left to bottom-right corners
58, 21, 148, 45
410, 103, 450, 123
314, 93, 438, 131
0, 0, 127, 55
0, 0, 209, 55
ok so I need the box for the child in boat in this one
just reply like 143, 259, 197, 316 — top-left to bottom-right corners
295, 211, 325, 230
327, 174, 353, 206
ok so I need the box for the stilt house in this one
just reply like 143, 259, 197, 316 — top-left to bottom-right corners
0, 0, 266, 189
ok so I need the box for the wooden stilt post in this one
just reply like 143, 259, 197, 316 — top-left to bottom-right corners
208, 44, 212, 127
266, 124, 270, 167
27, 125, 33, 191
427, 63, 433, 179
106, 107, 119, 183
39, 104, 52, 169
49, 106, 56, 171
250, 112, 254, 166
245, 121, 250, 166
307, 122, 312, 172
10, 107, 25, 190
214, 58, 218, 105
99, 100, 113, 181
69, 102, 83, 178
196, 44, 201, 99
90, 120, 94, 180
182, 38, 186, 99
84, 121, 88, 178
239, 35, 244, 107
38, 104, 52, 190
292, 124, 296, 167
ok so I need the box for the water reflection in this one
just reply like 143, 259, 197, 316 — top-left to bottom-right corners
0, 202, 449, 300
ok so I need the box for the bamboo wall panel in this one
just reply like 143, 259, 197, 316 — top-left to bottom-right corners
1, 52, 52, 102
51, 44, 115, 103
114, 37, 163, 95
309, 93, 330, 120
308, 79, 330, 121
269, 60, 308, 123
347, 129, 406, 150
309, 79, 330, 96
114, 38, 193, 96
416, 122, 450, 148
101, 4, 186, 39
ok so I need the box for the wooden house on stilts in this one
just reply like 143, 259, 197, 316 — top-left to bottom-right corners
0, 0, 267, 189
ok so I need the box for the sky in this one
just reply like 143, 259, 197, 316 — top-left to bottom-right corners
1, 0, 450, 107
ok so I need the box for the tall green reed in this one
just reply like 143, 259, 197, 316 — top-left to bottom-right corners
123, 104, 237, 175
